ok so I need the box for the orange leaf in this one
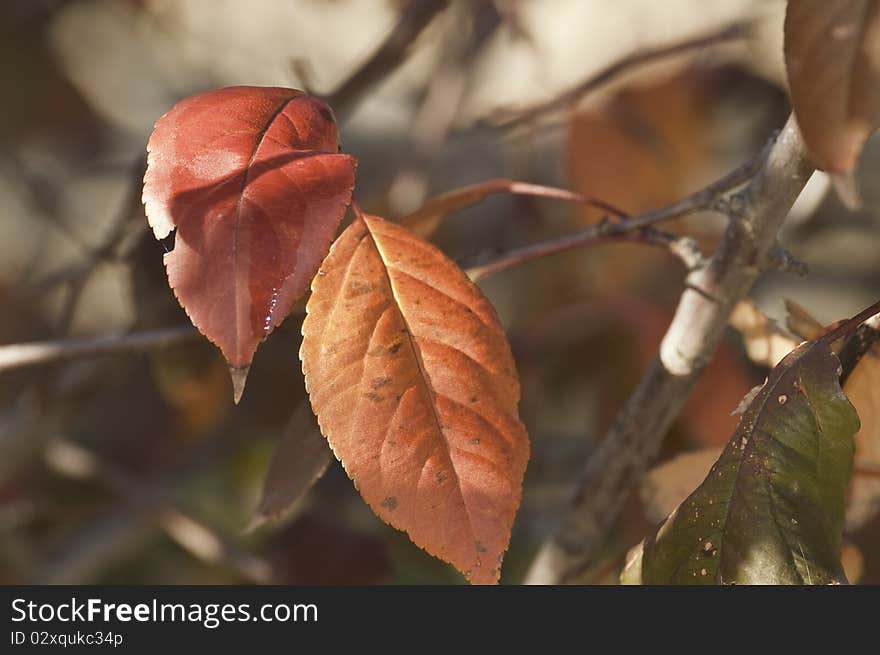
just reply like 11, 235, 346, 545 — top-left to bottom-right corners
143, 86, 356, 398
300, 214, 530, 584
785, 1, 880, 173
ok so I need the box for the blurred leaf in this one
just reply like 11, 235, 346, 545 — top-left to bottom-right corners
142, 86, 356, 396
785, 298, 825, 341
730, 299, 800, 368
641, 340, 859, 584
151, 343, 232, 438
251, 406, 331, 529
301, 213, 529, 584
270, 514, 390, 585
640, 447, 722, 524
784, 1, 880, 173
568, 71, 712, 225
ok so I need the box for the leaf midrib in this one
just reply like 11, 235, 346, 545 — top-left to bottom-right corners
229, 92, 300, 362
362, 218, 481, 548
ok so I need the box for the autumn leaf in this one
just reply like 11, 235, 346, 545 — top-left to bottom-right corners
640, 340, 859, 584
300, 213, 530, 584
784, 1, 880, 174
142, 86, 356, 400
568, 71, 713, 226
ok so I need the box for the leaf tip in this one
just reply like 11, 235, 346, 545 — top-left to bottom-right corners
229, 365, 250, 404
831, 171, 861, 210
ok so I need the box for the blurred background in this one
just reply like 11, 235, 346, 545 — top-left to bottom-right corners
1, 0, 878, 585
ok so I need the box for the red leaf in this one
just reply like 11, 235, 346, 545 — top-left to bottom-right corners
143, 86, 356, 397
784, 1, 880, 173
301, 214, 530, 584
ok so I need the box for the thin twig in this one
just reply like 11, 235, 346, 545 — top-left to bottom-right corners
492, 22, 749, 128
0, 326, 197, 373
461, 144, 771, 280
467, 228, 704, 280
400, 177, 628, 237
524, 114, 815, 584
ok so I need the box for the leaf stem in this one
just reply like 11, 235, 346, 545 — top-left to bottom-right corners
820, 298, 880, 345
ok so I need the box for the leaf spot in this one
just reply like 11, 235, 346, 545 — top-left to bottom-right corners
381, 496, 398, 510
370, 376, 393, 389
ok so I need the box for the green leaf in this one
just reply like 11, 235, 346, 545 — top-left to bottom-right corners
641, 340, 859, 585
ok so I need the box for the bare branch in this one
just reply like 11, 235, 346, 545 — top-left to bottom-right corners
525, 113, 815, 584
492, 22, 749, 128
466, 228, 705, 281
461, 144, 772, 280
0, 326, 197, 373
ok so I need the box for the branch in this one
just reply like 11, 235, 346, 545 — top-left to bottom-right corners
400, 177, 628, 237
466, 227, 705, 281
492, 22, 749, 128
0, 326, 197, 373
461, 144, 771, 280
326, 0, 450, 119
524, 113, 815, 584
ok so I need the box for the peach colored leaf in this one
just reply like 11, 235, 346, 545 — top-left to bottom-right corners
784, 1, 880, 173
300, 213, 530, 584
143, 86, 356, 398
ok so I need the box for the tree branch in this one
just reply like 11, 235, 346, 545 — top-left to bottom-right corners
467, 228, 705, 281
524, 113, 815, 584
492, 22, 749, 128
462, 144, 772, 280
0, 326, 196, 373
